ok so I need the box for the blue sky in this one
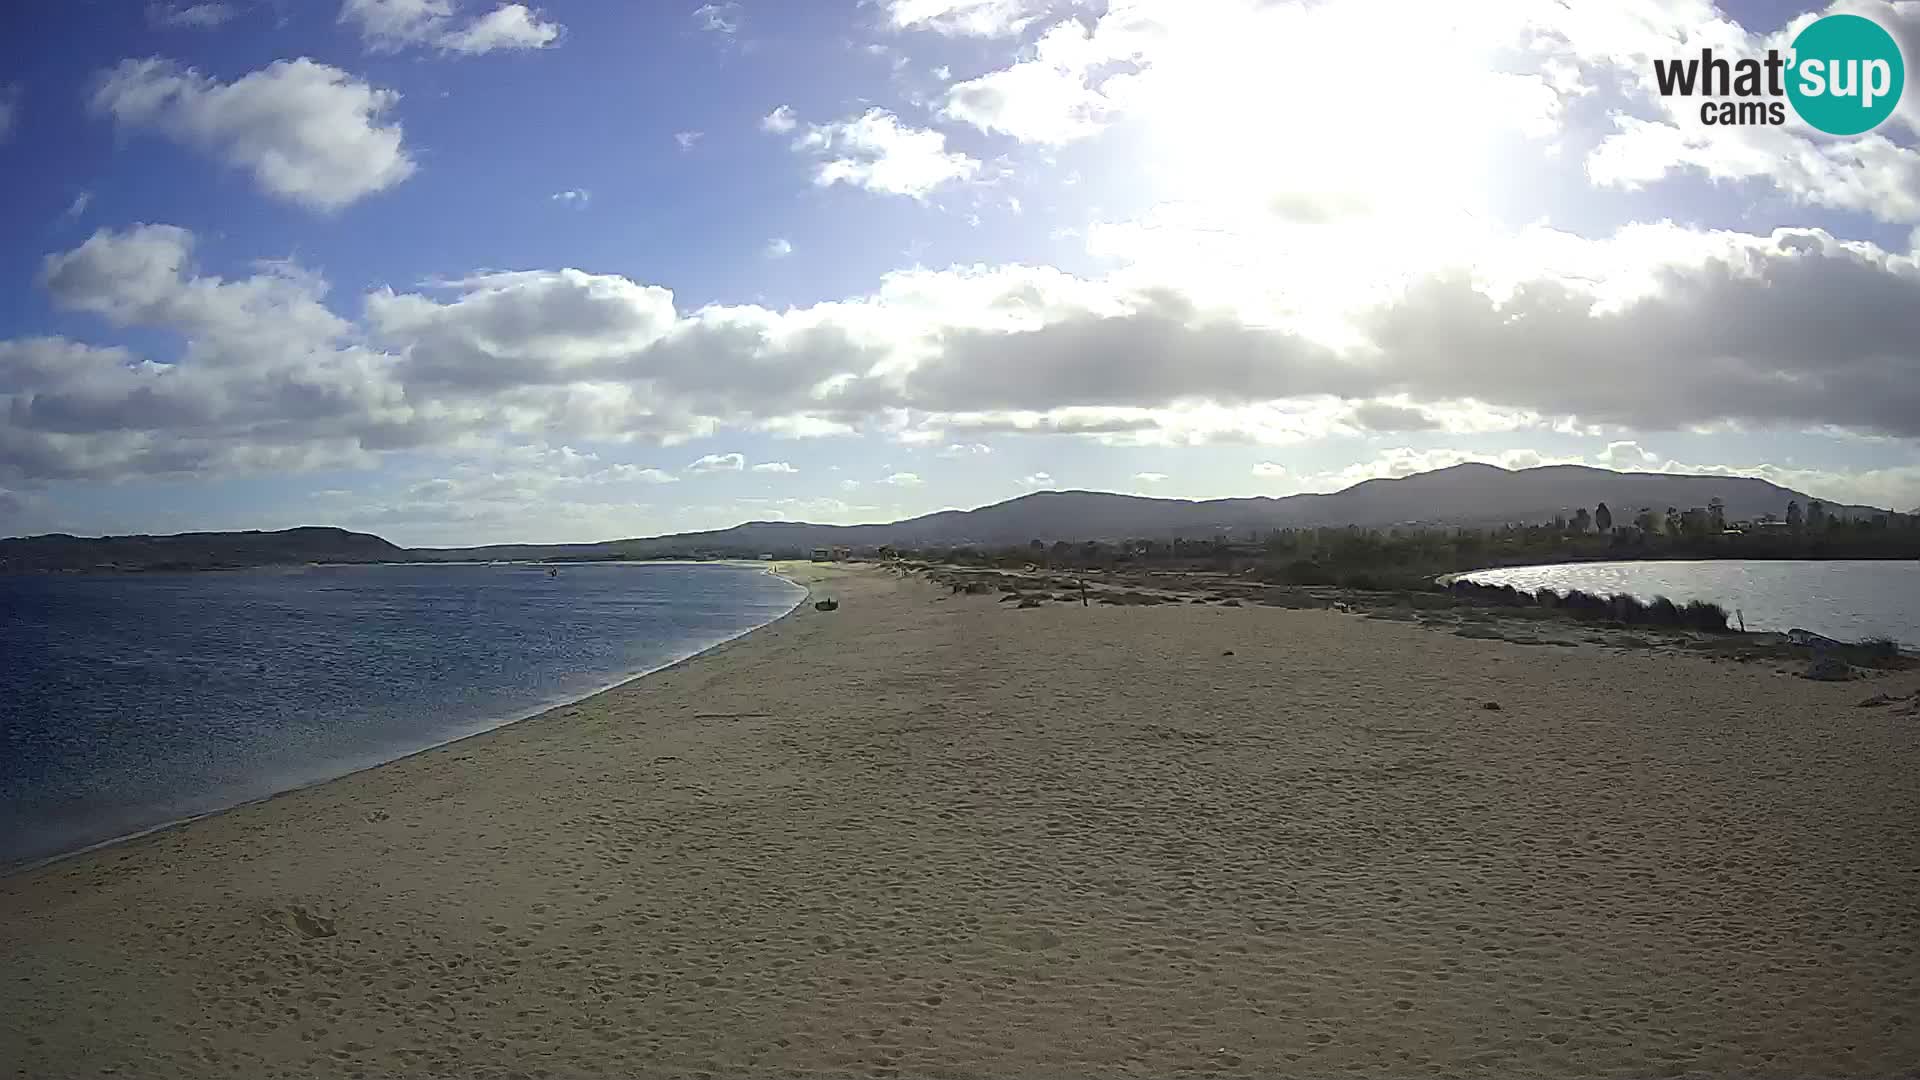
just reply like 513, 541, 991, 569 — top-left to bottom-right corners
2, 0, 1919, 544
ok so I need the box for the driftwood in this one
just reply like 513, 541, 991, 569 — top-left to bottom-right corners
814, 598, 839, 611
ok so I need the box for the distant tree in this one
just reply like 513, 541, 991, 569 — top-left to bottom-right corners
1665, 506, 1682, 536
1707, 497, 1727, 531
1553, 513, 1568, 534
1573, 507, 1592, 533
1594, 502, 1612, 533
1048, 539, 1072, 564
1786, 500, 1803, 531
1807, 499, 1827, 532
1634, 509, 1659, 534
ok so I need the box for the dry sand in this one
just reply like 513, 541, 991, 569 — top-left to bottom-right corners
4, 563, 1919, 1079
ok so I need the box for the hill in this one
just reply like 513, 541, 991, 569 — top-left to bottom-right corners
2, 464, 1888, 570
0, 527, 401, 572
411, 462, 1885, 559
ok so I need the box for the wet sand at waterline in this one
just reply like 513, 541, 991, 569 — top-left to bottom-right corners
5, 564, 1918, 1078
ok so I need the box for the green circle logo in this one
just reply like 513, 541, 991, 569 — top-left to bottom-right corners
1787, 13, 1905, 135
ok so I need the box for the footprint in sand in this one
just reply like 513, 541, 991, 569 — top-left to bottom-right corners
263, 906, 337, 940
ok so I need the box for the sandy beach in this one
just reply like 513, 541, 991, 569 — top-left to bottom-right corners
4, 563, 1919, 1079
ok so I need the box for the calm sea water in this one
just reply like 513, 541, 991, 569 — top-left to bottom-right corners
1460, 560, 1917, 645
0, 563, 804, 868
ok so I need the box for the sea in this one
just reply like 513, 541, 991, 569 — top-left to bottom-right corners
0, 562, 804, 869
1458, 559, 1918, 646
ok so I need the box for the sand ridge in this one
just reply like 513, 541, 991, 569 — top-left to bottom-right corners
4, 563, 1918, 1078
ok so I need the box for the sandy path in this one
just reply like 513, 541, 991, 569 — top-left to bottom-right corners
4, 564, 1918, 1078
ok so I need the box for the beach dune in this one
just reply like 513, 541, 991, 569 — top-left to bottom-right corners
4, 565, 1918, 1078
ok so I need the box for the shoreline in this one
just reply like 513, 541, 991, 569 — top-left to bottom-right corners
0, 562, 814, 877
6, 562, 1917, 1078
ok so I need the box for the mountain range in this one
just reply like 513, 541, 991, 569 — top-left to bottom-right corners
1, 463, 1887, 572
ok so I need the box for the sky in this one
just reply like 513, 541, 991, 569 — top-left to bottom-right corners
2, 0, 1919, 545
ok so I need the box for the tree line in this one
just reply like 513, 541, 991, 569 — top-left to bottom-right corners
890, 498, 1920, 590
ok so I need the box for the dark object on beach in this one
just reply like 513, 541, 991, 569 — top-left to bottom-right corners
1481, 701, 1502, 711
815, 598, 839, 612
1803, 655, 1851, 681
1221, 650, 1234, 656
1788, 627, 1844, 650
1220, 599, 1241, 607
1017, 597, 1043, 608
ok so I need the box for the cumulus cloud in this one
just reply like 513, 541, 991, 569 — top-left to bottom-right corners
674, 130, 702, 150
91, 58, 415, 211
791, 109, 981, 198
6, 225, 391, 483
884, 0, 1052, 37
1250, 462, 1287, 478
1596, 440, 1661, 470
8, 217, 1920, 494
751, 461, 798, 473
764, 237, 793, 259
937, 442, 992, 457
693, 2, 740, 34
551, 188, 590, 205
687, 452, 745, 473
884, 472, 923, 486
63, 192, 93, 220
148, 3, 237, 28
1133, 471, 1167, 483
760, 106, 796, 134
941, 17, 1136, 144
41, 224, 349, 353
1020, 471, 1053, 486
339, 0, 562, 54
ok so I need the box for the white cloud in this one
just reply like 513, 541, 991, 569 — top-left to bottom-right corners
551, 188, 590, 204
693, 2, 740, 33
942, 18, 1135, 144
10, 217, 1920, 494
1596, 440, 1661, 470
1536, 0, 1920, 224
148, 3, 238, 28
1020, 471, 1053, 487
339, 0, 562, 55
674, 130, 702, 150
884, 0, 1052, 37
91, 58, 415, 211
1133, 471, 1167, 483
760, 106, 796, 134
0, 84, 19, 143
764, 237, 793, 259
793, 109, 981, 198
1251, 462, 1288, 478
884, 472, 923, 486
751, 461, 798, 473
687, 452, 745, 473
936, 442, 992, 457
439, 4, 562, 53
63, 192, 93, 220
